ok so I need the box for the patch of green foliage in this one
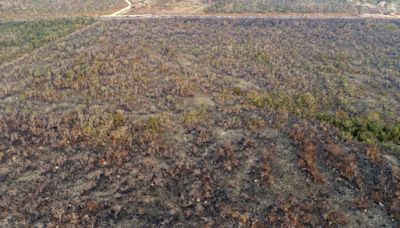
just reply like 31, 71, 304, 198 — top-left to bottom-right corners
0, 0, 123, 18
146, 116, 162, 134
248, 92, 267, 108
254, 51, 271, 66
244, 90, 318, 118
111, 111, 126, 127
317, 113, 400, 145
0, 17, 94, 64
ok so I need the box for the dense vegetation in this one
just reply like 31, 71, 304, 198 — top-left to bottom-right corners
0, 18, 399, 226
0, 0, 124, 19
318, 113, 400, 147
204, 0, 400, 14
0, 18, 94, 65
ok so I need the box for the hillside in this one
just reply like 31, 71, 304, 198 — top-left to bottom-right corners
0, 18, 399, 226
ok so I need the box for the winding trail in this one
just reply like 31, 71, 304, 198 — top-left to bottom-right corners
104, 0, 148, 17
107, 0, 133, 16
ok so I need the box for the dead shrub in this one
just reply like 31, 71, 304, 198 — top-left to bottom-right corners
366, 146, 381, 163
217, 143, 239, 172
265, 195, 348, 226
323, 139, 363, 189
324, 211, 348, 226
289, 126, 325, 183
352, 197, 370, 209
261, 147, 276, 185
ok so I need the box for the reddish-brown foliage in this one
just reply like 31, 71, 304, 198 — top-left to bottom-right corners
289, 125, 325, 183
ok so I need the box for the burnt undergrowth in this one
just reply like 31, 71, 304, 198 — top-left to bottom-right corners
0, 18, 399, 226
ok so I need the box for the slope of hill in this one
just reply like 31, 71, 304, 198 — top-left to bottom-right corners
0, 18, 398, 226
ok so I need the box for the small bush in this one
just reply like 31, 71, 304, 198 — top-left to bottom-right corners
182, 109, 208, 128
111, 111, 125, 127
254, 51, 271, 66
247, 92, 267, 108
146, 116, 162, 134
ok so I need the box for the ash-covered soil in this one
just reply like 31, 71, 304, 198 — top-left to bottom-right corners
0, 18, 399, 226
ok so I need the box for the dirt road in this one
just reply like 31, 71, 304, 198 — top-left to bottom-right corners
107, 0, 132, 16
